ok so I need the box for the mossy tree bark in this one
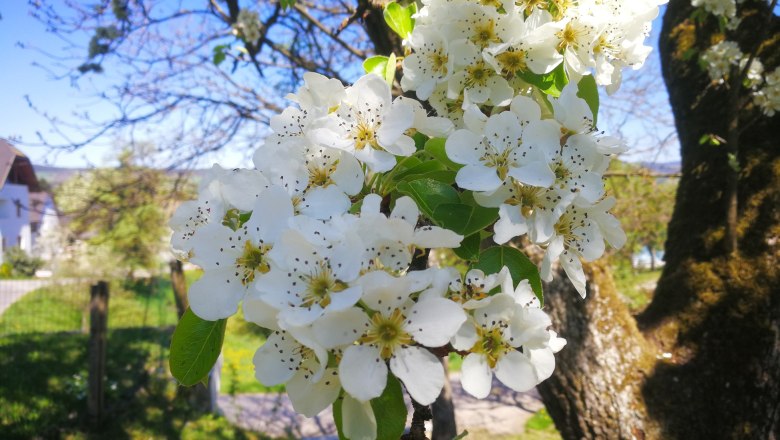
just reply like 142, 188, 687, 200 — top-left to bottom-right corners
539, 1, 780, 438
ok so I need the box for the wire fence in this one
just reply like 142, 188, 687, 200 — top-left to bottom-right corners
0, 276, 179, 340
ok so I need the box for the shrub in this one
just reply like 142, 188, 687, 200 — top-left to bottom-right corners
4, 247, 44, 277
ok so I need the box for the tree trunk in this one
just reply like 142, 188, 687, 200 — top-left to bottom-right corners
647, 245, 656, 271
537, 263, 660, 439
170, 259, 188, 318
539, 1, 780, 438
430, 357, 457, 440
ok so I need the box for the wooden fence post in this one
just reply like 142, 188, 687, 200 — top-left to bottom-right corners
88, 281, 109, 428
170, 260, 188, 318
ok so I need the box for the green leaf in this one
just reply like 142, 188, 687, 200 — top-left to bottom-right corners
333, 395, 348, 440
169, 308, 227, 386
431, 203, 498, 237
475, 246, 543, 305
576, 75, 599, 125
396, 179, 460, 219
383, 2, 417, 39
453, 431, 470, 440
212, 45, 229, 66
424, 137, 462, 170
280, 0, 296, 10
453, 233, 481, 261
519, 64, 568, 97
364, 53, 397, 86
371, 374, 407, 440
412, 170, 456, 185
394, 160, 447, 181
413, 132, 429, 150
385, 52, 397, 85
364, 55, 389, 76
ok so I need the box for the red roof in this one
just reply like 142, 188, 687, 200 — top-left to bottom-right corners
0, 139, 41, 192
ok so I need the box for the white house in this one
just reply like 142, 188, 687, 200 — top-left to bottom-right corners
0, 139, 58, 263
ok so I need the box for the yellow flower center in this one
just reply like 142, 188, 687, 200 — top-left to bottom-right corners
495, 49, 528, 75
470, 325, 512, 368
235, 240, 272, 285
451, 284, 489, 304
301, 263, 348, 309
308, 160, 338, 187
471, 19, 501, 48
361, 309, 413, 360
506, 182, 542, 217
556, 22, 587, 52
481, 147, 513, 181
353, 120, 379, 151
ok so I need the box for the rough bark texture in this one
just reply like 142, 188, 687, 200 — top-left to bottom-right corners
430, 358, 457, 440
538, 264, 660, 439
170, 259, 189, 318
640, 1, 780, 437
539, 1, 780, 438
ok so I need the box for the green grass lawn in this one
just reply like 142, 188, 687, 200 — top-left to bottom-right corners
613, 268, 662, 311
0, 328, 270, 439
0, 278, 180, 335
0, 274, 562, 438
0, 275, 273, 439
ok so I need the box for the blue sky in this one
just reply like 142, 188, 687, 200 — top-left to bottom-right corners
0, 2, 680, 168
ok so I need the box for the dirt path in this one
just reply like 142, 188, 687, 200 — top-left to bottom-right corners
218, 373, 543, 439
0, 279, 50, 316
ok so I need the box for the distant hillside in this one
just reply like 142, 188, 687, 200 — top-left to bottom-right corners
33, 165, 86, 187
33, 164, 208, 189
640, 161, 681, 174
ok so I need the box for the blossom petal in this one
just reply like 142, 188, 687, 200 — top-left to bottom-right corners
287, 368, 341, 417
445, 129, 485, 165
460, 353, 493, 399
561, 251, 587, 297
331, 152, 365, 196
451, 316, 479, 347
494, 204, 528, 244
407, 298, 467, 347
299, 185, 350, 220
391, 196, 420, 226
340, 345, 388, 402
253, 331, 299, 386
188, 269, 244, 320
413, 226, 463, 249
312, 307, 369, 349
495, 351, 538, 392
390, 347, 445, 405
342, 395, 377, 440
243, 297, 280, 331
456, 165, 502, 192
528, 348, 556, 382
508, 161, 555, 187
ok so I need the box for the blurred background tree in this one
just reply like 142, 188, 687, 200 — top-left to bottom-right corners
607, 161, 677, 271
17, 0, 780, 439
55, 147, 191, 277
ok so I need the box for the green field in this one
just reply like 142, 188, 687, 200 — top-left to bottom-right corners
0, 277, 272, 439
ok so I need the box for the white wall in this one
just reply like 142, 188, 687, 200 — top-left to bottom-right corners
0, 182, 31, 262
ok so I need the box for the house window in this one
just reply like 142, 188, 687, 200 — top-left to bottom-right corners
31, 222, 39, 234
16, 201, 21, 218
17, 236, 21, 247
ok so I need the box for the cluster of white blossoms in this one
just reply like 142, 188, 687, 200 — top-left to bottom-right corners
403, 0, 664, 101
700, 40, 763, 86
691, 0, 739, 21
170, 72, 566, 437
170, 0, 666, 436
694, 1, 778, 116
753, 66, 780, 116
444, 85, 626, 296
233, 8, 262, 44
